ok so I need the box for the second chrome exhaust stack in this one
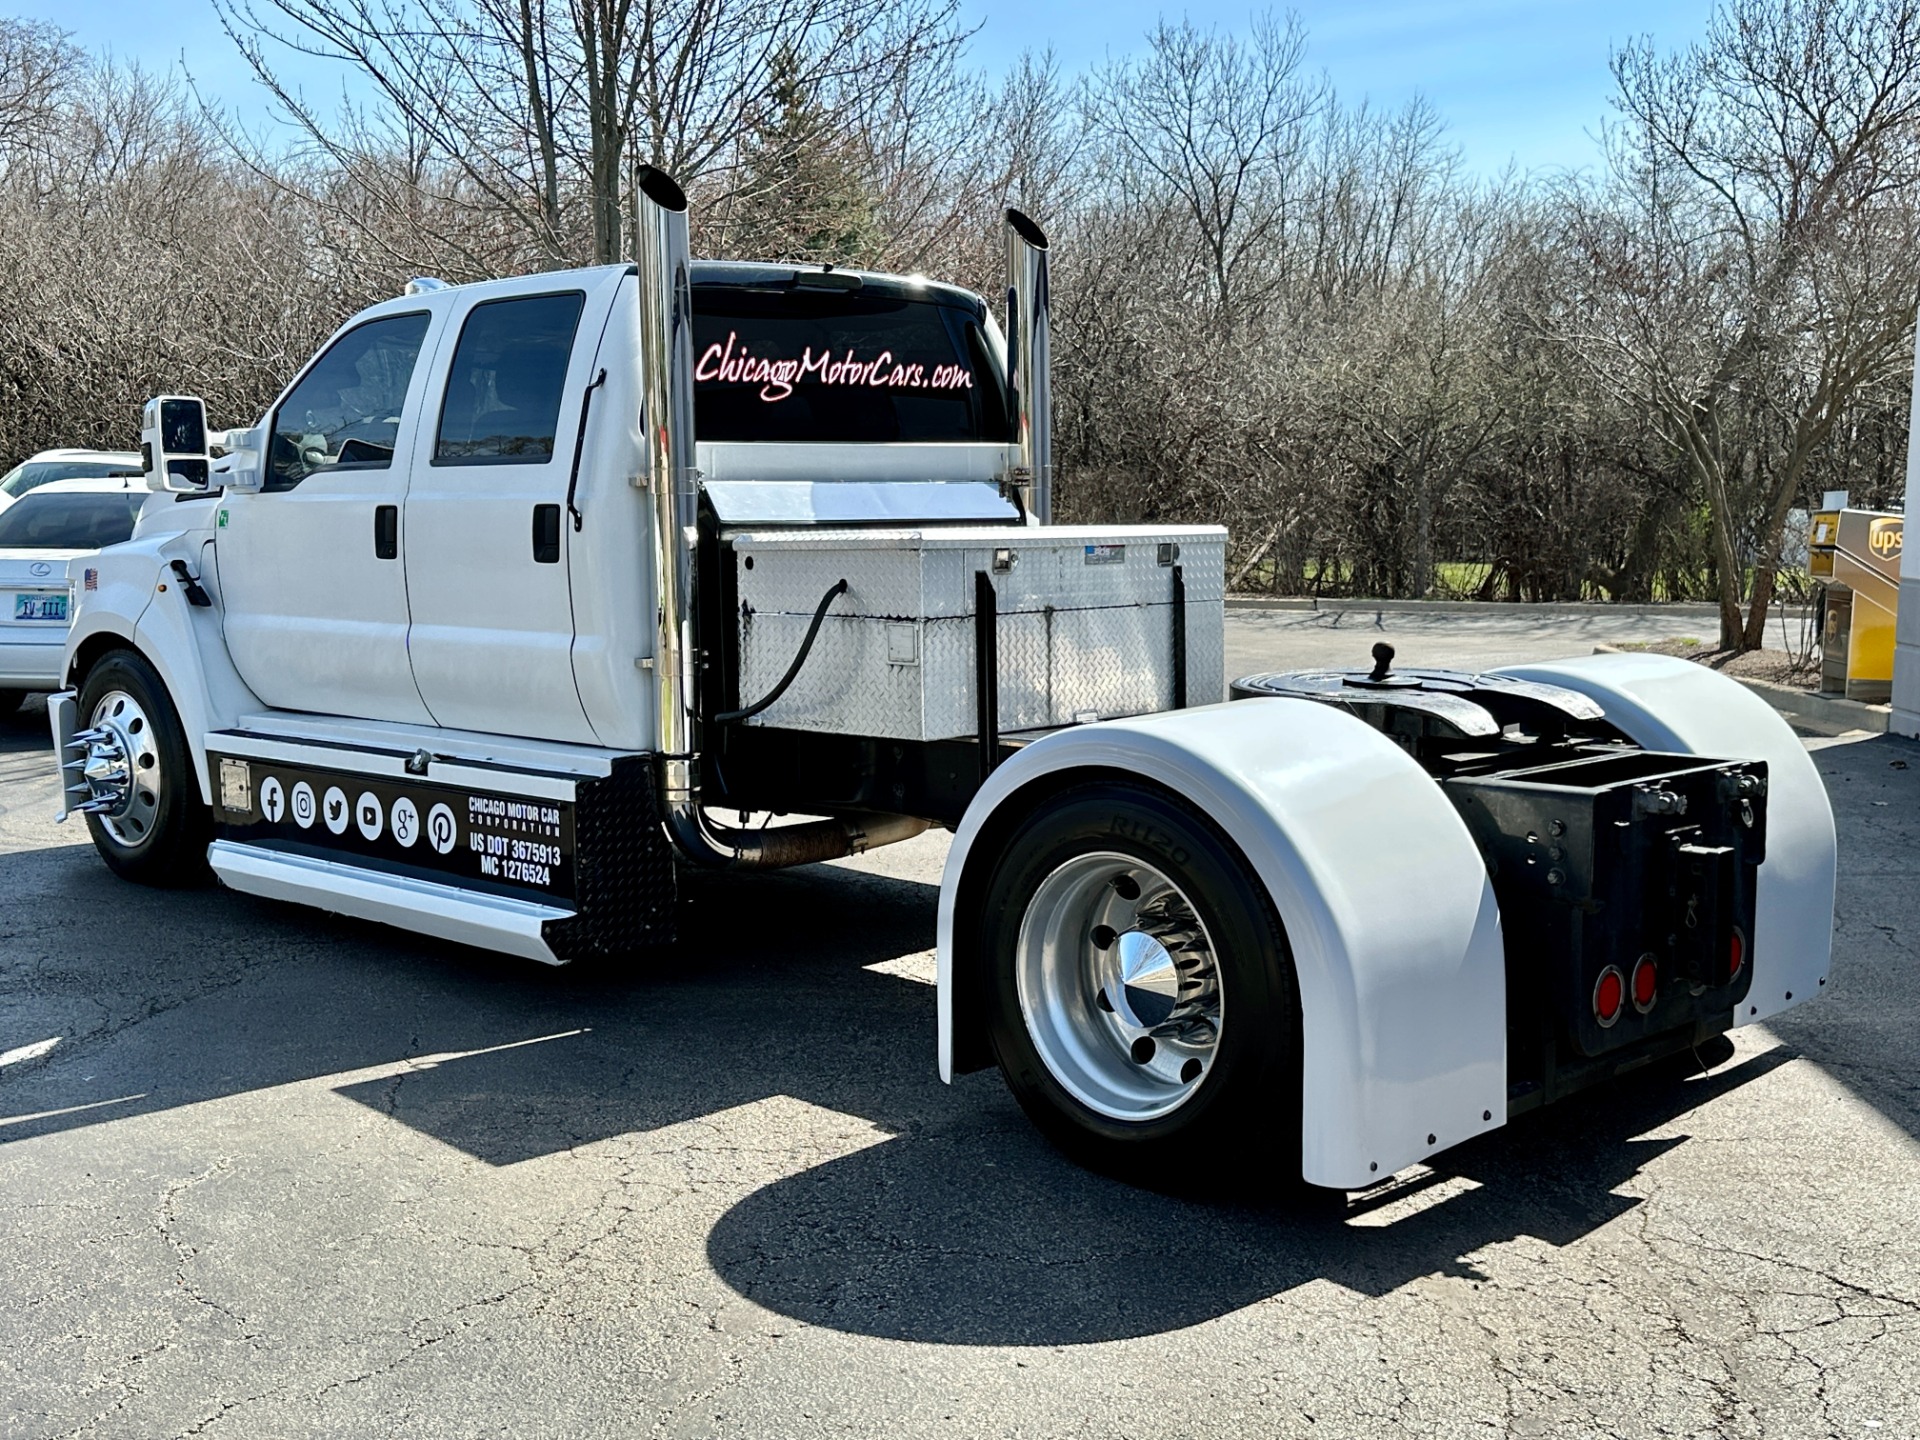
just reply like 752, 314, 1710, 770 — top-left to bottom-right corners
1005, 208, 1052, 524
633, 165, 926, 869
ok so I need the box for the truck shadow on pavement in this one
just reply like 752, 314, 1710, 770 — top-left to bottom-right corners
0, 832, 1785, 1349
699, 1046, 1789, 1344
1764, 732, 1920, 1145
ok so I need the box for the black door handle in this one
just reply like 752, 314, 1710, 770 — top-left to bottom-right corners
532, 503, 560, 564
374, 505, 398, 559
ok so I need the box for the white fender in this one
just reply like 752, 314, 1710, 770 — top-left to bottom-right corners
937, 698, 1507, 1190
1496, 654, 1836, 1026
62, 502, 259, 805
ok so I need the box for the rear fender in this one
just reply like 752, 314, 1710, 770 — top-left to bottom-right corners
937, 699, 1507, 1191
1497, 654, 1836, 1025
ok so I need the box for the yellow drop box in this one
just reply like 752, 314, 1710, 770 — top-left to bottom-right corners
1810, 509, 1903, 701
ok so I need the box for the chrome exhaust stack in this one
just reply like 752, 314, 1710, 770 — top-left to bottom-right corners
633, 166, 927, 870
1005, 208, 1053, 524
635, 166, 700, 787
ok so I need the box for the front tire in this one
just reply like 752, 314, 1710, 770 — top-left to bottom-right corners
74, 650, 211, 885
981, 779, 1303, 1188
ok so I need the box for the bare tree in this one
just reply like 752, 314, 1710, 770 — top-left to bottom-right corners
1083, 13, 1320, 315
0, 56, 351, 467
1592, 0, 1920, 648
214, 0, 968, 266
0, 19, 81, 158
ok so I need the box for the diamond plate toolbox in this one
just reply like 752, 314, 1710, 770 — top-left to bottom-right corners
729, 525, 1226, 741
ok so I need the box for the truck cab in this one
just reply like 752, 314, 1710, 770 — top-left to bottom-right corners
57, 174, 1216, 914
214, 261, 1024, 750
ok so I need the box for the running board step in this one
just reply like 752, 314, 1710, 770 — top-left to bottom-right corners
203, 746, 678, 960
211, 841, 573, 965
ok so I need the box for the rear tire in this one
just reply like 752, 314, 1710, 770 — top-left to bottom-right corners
74, 650, 211, 886
981, 779, 1304, 1190
0, 689, 28, 716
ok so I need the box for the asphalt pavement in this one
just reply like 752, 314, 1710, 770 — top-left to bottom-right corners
1, 608, 1915, 1439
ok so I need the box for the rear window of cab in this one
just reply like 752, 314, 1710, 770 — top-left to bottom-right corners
691, 285, 1010, 445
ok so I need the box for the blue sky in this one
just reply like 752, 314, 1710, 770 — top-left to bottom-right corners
18, 0, 1714, 177
964, 0, 1718, 176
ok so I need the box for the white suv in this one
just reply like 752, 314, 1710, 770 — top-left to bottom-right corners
0, 475, 149, 710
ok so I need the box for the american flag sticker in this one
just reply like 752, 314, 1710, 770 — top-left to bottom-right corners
83, 568, 98, 591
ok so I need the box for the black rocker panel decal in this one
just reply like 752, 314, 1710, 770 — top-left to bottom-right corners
210, 753, 577, 903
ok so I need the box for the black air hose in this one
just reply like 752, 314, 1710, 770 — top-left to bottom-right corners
715, 578, 848, 725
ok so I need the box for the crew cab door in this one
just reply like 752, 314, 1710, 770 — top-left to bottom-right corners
401, 274, 620, 743
217, 307, 441, 723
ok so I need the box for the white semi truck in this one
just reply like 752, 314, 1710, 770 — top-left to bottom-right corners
48, 170, 1837, 1190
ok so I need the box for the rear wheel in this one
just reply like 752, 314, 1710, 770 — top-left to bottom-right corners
73, 651, 211, 885
981, 779, 1303, 1188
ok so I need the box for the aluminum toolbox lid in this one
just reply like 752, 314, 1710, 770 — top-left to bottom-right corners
704, 480, 1020, 525
727, 523, 1227, 551
730, 524, 1227, 619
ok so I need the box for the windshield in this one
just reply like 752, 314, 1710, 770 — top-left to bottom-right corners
0, 491, 144, 549
1, 459, 142, 499
691, 286, 1009, 444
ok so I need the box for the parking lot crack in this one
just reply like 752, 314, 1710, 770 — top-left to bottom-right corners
1655, 1232, 1920, 1316
149, 1157, 263, 1341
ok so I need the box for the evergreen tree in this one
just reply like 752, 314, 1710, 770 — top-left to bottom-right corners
731, 50, 885, 264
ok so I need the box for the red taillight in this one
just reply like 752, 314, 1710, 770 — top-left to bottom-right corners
1729, 929, 1746, 981
1631, 955, 1658, 1013
1594, 966, 1626, 1028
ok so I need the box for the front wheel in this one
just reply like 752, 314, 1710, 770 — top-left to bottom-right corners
981, 779, 1303, 1188
73, 650, 212, 885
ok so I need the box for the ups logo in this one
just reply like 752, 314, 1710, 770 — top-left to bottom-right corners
1870, 517, 1903, 560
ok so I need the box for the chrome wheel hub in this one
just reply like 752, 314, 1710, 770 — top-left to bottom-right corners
68, 690, 163, 846
1014, 851, 1223, 1122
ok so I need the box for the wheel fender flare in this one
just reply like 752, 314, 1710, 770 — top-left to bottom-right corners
63, 552, 160, 687
938, 698, 1507, 1190
66, 522, 258, 806
1496, 653, 1836, 1026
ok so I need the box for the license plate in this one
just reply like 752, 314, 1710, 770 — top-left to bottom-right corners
12, 592, 67, 622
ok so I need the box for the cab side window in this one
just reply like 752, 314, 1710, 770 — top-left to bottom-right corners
267, 312, 431, 492
434, 293, 585, 464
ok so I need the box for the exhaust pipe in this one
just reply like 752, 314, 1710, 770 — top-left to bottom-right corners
635, 165, 700, 783
633, 165, 928, 870
1005, 208, 1052, 524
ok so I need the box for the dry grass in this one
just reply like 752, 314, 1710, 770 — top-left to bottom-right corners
1610, 637, 1821, 691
